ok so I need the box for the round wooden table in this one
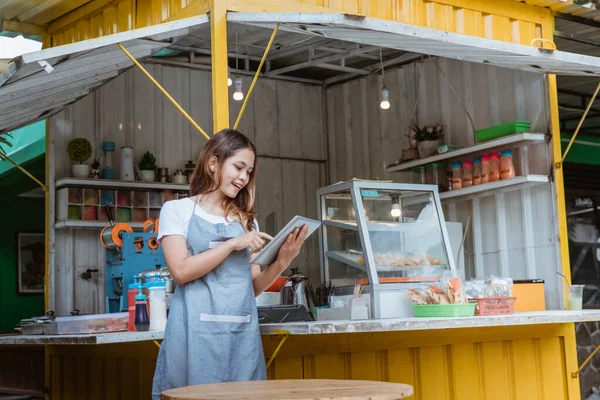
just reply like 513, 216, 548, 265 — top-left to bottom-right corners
161, 379, 413, 399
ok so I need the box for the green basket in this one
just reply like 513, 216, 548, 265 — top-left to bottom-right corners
475, 121, 531, 143
413, 303, 476, 317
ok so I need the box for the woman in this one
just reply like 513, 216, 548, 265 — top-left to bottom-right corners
152, 129, 308, 398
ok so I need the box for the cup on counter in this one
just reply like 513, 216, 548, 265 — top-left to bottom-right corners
568, 284, 585, 310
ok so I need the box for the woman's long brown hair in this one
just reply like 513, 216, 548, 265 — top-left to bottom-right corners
189, 129, 257, 231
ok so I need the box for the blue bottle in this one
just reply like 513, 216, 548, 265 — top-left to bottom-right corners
134, 287, 150, 332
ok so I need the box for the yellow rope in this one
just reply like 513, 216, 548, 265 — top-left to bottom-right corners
153, 340, 161, 349
573, 343, 600, 378
117, 43, 211, 141
234, 23, 280, 130
560, 81, 600, 168
0, 153, 47, 191
266, 329, 290, 369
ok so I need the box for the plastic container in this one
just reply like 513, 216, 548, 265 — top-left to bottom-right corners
469, 296, 516, 316
428, 163, 447, 192
411, 166, 426, 184
54, 312, 128, 334
500, 149, 516, 180
451, 161, 462, 190
134, 290, 150, 332
489, 151, 501, 182
147, 282, 167, 331
413, 303, 476, 317
480, 154, 490, 184
568, 284, 585, 311
475, 121, 531, 142
127, 283, 138, 332
473, 159, 482, 185
462, 159, 474, 187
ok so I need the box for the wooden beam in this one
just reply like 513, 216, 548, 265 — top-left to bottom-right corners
210, 0, 229, 133
47, 0, 122, 35
1, 20, 47, 37
226, 0, 338, 14
164, 0, 210, 23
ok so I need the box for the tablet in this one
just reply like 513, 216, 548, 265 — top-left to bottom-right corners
250, 216, 321, 266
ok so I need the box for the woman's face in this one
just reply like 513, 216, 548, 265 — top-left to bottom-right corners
217, 148, 255, 199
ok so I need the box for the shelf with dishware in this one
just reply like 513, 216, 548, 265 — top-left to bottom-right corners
55, 178, 190, 229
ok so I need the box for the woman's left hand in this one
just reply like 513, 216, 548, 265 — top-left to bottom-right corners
276, 225, 309, 267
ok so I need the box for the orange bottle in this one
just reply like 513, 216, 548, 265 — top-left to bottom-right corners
500, 149, 516, 180
451, 161, 462, 190
480, 154, 490, 184
473, 159, 482, 185
462, 158, 474, 188
489, 151, 500, 182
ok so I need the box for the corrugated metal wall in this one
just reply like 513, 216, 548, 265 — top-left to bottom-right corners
47, 323, 580, 399
325, 57, 562, 309
47, 0, 548, 47
48, 64, 326, 315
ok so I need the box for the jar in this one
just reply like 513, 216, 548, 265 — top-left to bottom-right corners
500, 149, 516, 180
489, 151, 501, 182
462, 159, 474, 188
451, 161, 463, 190
412, 166, 426, 184
447, 171, 453, 192
426, 163, 447, 192
147, 281, 167, 331
172, 169, 187, 184
473, 159, 482, 185
481, 154, 490, 184
185, 160, 196, 183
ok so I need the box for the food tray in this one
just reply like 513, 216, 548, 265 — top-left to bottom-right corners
475, 121, 530, 142
469, 296, 516, 316
412, 303, 476, 318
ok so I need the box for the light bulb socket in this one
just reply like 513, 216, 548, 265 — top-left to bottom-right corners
233, 77, 244, 100
381, 87, 389, 101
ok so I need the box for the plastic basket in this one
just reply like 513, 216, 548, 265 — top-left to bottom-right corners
412, 303, 476, 318
475, 121, 531, 142
469, 296, 516, 316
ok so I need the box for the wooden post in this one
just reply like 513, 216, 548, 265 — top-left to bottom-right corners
210, 0, 230, 133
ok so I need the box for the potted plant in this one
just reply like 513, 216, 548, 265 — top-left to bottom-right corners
138, 151, 157, 182
67, 138, 92, 178
410, 123, 445, 158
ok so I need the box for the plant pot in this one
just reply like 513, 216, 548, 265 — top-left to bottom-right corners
140, 170, 156, 182
72, 164, 89, 178
417, 140, 442, 158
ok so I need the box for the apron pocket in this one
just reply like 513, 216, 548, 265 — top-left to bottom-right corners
200, 313, 250, 323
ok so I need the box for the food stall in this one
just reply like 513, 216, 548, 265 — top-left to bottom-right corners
3, 0, 600, 399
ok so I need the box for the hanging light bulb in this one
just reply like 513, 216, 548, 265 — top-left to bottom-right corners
391, 203, 401, 218
380, 87, 390, 110
227, 67, 232, 87
233, 77, 244, 101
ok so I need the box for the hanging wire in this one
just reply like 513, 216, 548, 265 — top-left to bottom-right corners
379, 48, 385, 84
235, 29, 239, 76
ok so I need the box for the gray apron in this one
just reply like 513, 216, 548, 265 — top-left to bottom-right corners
152, 198, 266, 399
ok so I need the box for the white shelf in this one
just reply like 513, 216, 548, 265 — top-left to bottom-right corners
55, 221, 146, 229
327, 251, 447, 273
56, 177, 189, 191
324, 220, 434, 232
439, 175, 549, 201
385, 133, 547, 173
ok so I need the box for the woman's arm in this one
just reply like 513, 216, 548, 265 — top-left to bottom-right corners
251, 226, 309, 296
163, 230, 273, 285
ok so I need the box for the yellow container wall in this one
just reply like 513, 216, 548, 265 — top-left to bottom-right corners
47, 324, 581, 399
47, 0, 551, 47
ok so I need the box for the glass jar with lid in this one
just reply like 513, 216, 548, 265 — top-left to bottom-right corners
411, 166, 426, 185
425, 163, 448, 192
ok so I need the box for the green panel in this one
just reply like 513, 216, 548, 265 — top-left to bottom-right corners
0, 120, 46, 176
561, 134, 600, 166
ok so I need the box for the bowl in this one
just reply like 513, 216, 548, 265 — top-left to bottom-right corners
266, 276, 290, 292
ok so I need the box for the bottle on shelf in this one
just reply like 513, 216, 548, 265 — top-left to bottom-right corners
451, 161, 463, 190
489, 151, 501, 182
500, 149, 516, 180
462, 158, 474, 188
480, 153, 490, 184
134, 285, 150, 332
473, 159, 482, 186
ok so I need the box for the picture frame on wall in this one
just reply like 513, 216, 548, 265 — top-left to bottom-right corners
16, 232, 45, 295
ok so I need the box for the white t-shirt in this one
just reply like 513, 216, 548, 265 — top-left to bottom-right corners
158, 197, 258, 242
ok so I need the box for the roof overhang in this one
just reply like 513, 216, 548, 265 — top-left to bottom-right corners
0, 14, 209, 135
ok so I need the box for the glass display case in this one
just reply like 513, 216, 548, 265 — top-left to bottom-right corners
317, 181, 456, 318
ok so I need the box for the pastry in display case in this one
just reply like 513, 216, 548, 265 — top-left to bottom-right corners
317, 181, 457, 319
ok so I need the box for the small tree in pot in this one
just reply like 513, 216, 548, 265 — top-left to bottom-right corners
138, 151, 157, 182
410, 123, 445, 158
67, 138, 92, 178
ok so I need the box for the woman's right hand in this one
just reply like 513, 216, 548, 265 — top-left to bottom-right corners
228, 231, 274, 254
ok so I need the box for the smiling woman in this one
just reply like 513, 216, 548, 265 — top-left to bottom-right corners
152, 129, 309, 399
